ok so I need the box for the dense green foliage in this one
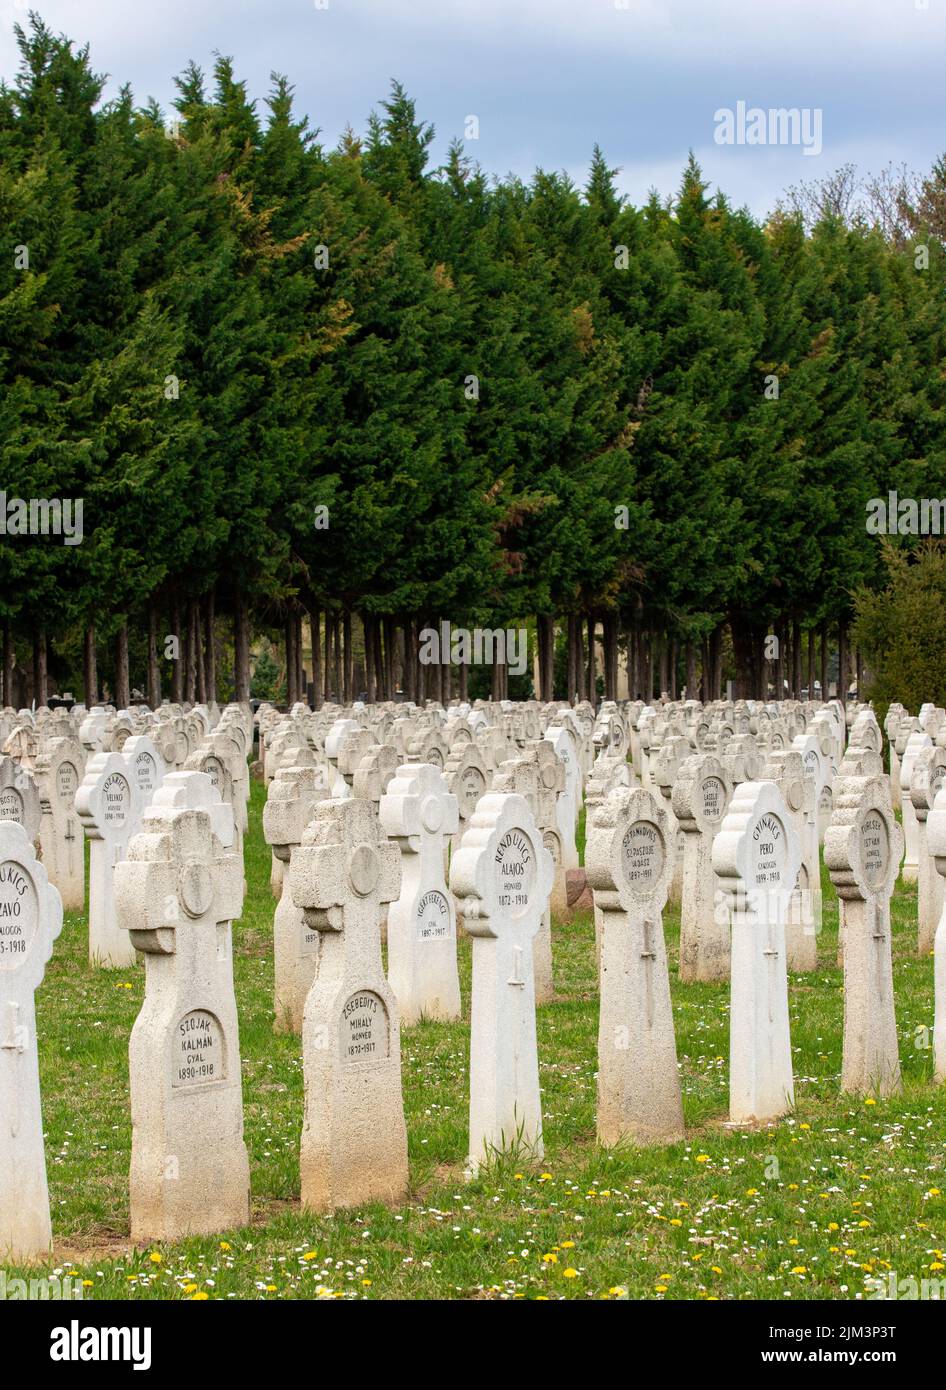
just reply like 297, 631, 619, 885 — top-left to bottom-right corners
852, 540, 946, 712
1, 17, 945, 700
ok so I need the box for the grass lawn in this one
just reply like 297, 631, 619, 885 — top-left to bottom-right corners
9, 778, 946, 1301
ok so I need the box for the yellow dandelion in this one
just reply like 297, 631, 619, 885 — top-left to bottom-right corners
711, 1266, 723, 1274
191, 1291, 209, 1301
148, 1253, 162, 1265
695, 1154, 710, 1163
609, 1286, 626, 1296
560, 1240, 575, 1249
542, 1253, 558, 1264
303, 1251, 318, 1261
563, 1268, 578, 1279
791, 1266, 807, 1275
670, 1218, 683, 1227
864, 1098, 876, 1106
220, 1241, 231, 1252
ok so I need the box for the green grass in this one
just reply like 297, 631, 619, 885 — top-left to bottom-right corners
9, 778, 946, 1301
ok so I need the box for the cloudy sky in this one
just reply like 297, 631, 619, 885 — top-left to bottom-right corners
1, 0, 944, 215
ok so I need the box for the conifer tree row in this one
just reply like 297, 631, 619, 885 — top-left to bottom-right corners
2, 18, 944, 706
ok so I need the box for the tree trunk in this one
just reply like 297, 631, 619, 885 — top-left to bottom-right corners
2, 621, 13, 707
33, 626, 47, 707
566, 615, 579, 702
308, 602, 321, 708
233, 595, 250, 704
806, 626, 815, 701
114, 622, 130, 708
602, 612, 618, 701
148, 600, 161, 707
364, 614, 376, 703
586, 614, 597, 704
342, 610, 352, 702
323, 613, 334, 703
624, 619, 637, 701
837, 617, 849, 705
819, 620, 828, 701
383, 617, 397, 699
685, 640, 696, 700
185, 606, 197, 704
84, 624, 98, 706
205, 589, 217, 704
193, 600, 206, 703
369, 617, 380, 700
285, 616, 297, 705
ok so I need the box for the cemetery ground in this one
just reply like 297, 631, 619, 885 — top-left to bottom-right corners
12, 783, 946, 1302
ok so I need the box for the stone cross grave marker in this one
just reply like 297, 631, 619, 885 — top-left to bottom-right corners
492, 755, 555, 1003
925, 787, 946, 1083
123, 734, 166, 809
263, 764, 332, 1033
763, 750, 819, 972
289, 798, 407, 1211
114, 772, 249, 1240
672, 752, 733, 983
0, 820, 62, 1261
910, 744, 946, 956
899, 727, 930, 883
75, 751, 144, 968
825, 775, 903, 1098
450, 791, 553, 1175
33, 737, 85, 911
713, 780, 801, 1125
586, 785, 684, 1146
380, 762, 461, 1024
0, 754, 41, 849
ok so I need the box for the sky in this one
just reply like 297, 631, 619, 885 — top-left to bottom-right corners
1, 0, 944, 216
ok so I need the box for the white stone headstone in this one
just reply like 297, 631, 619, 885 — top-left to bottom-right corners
0, 820, 62, 1261
713, 780, 801, 1124
672, 752, 733, 982
450, 792, 553, 1174
586, 785, 684, 1145
75, 751, 144, 967
825, 775, 903, 1098
381, 763, 461, 1024
114, 779, 249, 1240
290, 799, 407, 1211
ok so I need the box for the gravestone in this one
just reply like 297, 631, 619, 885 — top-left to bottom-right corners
443, 740, 489, 859
884, 704, 905, 811
0, 755, 42, 849
450, 792, 553, 1175
672, 752, 733, 983
825, 776, 903, 1098
0, 820, 63, 1261
33, 738, 85, 910
380, 763, 461, 1024
910, 744, 946, 956
492, 756, 554, 1003
925, 787, 946, 1083
75, 751, 144, 967
114, 776, 249, 1240
764, 750, 819, 972
289, 798, 407, 1211
713, 780, 801, 1124
122, 734, 166, 808
586, 786, 684, 1146
262, 764, 332, 1032
899, 727, 930, 883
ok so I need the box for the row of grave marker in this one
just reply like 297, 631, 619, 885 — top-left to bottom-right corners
1, 692, 944, 1262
